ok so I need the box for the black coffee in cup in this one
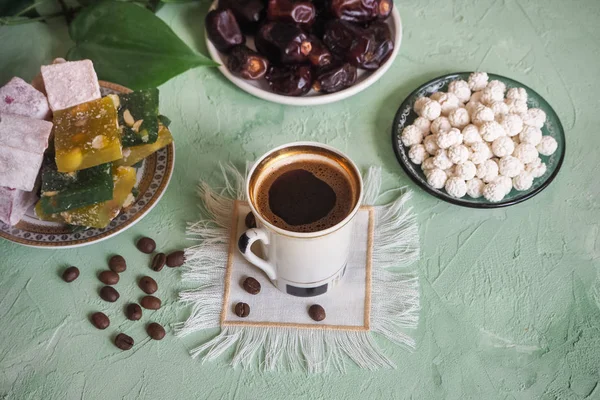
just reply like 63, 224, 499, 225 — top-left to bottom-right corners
254, 159, 357, 233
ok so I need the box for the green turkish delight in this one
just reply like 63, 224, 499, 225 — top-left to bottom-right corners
111, 88, 159, 147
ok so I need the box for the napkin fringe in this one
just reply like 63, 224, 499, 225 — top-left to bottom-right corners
176, 164, 421, 372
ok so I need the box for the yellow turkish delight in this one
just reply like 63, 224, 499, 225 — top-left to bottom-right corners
115, 123, 173, 167
54, 97, 122, 172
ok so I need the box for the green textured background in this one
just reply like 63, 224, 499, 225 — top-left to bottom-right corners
1, 0, 600, 399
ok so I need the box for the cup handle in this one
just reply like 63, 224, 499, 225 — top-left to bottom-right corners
238, 228, 277, 281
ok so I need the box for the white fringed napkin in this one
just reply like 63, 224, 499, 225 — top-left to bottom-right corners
176, 166, 420, 373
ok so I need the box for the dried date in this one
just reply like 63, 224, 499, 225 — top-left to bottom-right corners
255, 22, 312, 64
205, 9, 245, 53
265, 65, 313, 96
227, 45, 270, 80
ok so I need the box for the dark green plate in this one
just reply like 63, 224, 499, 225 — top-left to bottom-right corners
391, 72, 566, 208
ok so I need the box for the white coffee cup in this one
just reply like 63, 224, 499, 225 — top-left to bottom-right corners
238, 142, 363, 297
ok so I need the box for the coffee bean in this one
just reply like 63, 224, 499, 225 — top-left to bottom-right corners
242, 277, 261, 295
151, 253, 166, 271
114, 333, 134, 350
98, 270, 119, 285
139, 276, 158, 294
308, 304, 326, 321
126, 303, 143, 321
90, 312, 110, 329
137, 237, 156, 254
245, 212, 256, 229
62, 266, 79, 282
108, 255, 127, 273
100, 286, 120, 302
141, 295, 161, 310
147, 322, 166, 340
234, 302, 250, 317
166, 251, 185, 268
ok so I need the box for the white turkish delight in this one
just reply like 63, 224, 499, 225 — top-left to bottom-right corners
0, 147, 44, 191
0, 186, 38, 226
0, 113, 53, 154
0, 77, 50, 120
41, 60, 101, 112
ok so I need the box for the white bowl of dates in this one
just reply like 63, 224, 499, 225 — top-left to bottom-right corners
205, 0, 402, 106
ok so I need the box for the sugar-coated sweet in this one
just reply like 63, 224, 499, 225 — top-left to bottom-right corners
409, 144, 428, 164
483, 182, 505, 202
436, 128, 462, 149
522, 108, 546, 128
487, 80, 506, 95
494, 175, 513, 195
41, 60, 101, 112
512, 172, 534, 191
505, 98, 528, 114
476, 159, 499, 183
468, 72, 489, 91
448, 107, 470, 129
422, 157, 436, 171
447, 144, 470, 164
490, 101, 509, 117
471, 105, 495, 125
480, 121, 506, 142
462, 124, 482, 145
413, 116, 431, 134
519, 125, 543, 146
0, 147, 44, 191
421, 99, 442, 121
470, 141, 492, 164
0, 77, 50, 120
498, 156, 524, 178
401, 125, 423, 147
444, 165, 456, 178
0, 113, 53, 154
513, 143, 538, 164
423, 135, 439, 155
413, 96, 430, 115
432, 149, 454, 170
445, 177, 467, 198
0, 186, 38, 226
466, 178, 485, 198
431, 116, 452, 135
537, 136, 558, 156
498, 113, 523, 137
481, 86, 504, 105
506, 87, 527, 102
491, 136, 515, 158
448, 80, 471, 103
455, 161, 477, 180
430, 92, 461, 116
525, 157, 547, 178
427, 168, 447, 189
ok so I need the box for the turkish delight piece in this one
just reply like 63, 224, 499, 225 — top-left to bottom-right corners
115, 122, 173, 167
111, 88, 159, 147
38, 160, 113, 214
41, 60, 101, 112
54, 97, 122, 172
0, 186, 38, 226
0, 77, 51, 120
37, 166, 137, 228
0, 113, 53, 154
0, 147, 44, 191
31, 58, 67, 95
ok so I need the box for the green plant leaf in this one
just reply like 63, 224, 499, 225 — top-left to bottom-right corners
67, 0, 218, 89
160, 0, 197, 3
0, 0, 40, 17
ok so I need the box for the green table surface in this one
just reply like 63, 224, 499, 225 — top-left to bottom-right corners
1, 1, 600, 399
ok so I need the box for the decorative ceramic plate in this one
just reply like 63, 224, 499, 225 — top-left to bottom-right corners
392, 72, 566, 208
0, 81, 175, 248
205, 1, 403, 106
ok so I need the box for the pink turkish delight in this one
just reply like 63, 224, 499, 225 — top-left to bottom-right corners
0, 77, 50, 120
0, 147, 44, 191
0, 113, 53, 154
0, 186, 38, 226
41, 60, 101, 112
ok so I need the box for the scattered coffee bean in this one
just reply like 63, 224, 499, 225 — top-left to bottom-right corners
151, 253, 166, 271
100, 286, 120, 302
90, 312, 110, 330
98, 270, 119, 285
245, 212, 256, 229
147, 322, 166, 340
62, 266, 79, 282
108, 255, 127, 273
139, 276, 158, 294
114, 333, 134, 350
308, 304, 326, 321
126, 303, 143, 321
234, 302, 250, 317
137, 237, 156, 254
166, 251, 185, 268
242, 277, 261, 295
141, 295, 161, 310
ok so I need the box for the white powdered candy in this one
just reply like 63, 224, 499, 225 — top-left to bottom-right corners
401, 125, 423, 146
519, 125, 543, 146
432, 149, 454, 170
495, 175, 513, 195
448, 80, 471, 103
471, 105, 495, 125
490, 101, 509, 117
506, 98, 528, 114
455, 161, 477, 180
445, 177, 467, 198
431, 116, 452, 135
506, 87, 527, 102
462, 124, 482, 145
422, 157, 436, 171
513, 143, 538, 164
413, 96, 430, 115
448, 107, 470, 129
421, 100, 442, 121
483, 182, 505, 202
413, 116, 431, 134
41, 60, 101, 112
480, 121, 506, 142
470, 142, 492, 164
448, 144, 470, 164
431, 92, 461, 116
423, 135, 439, 155
537, 136, 558, 156
513, 172, 534, 191
427, 168, 448, 189
468, 72, 489, 91
481, 86, 504, 105
525, 157, 547, 178
498, 156, 524, 178
476, 159, 499, 183
522, 108, 546, 128
498, 113, 523, 137
466, 178, 485, 198
409, 144, 428, 164
491, 136, 515, 158
436, 128, 463, 149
